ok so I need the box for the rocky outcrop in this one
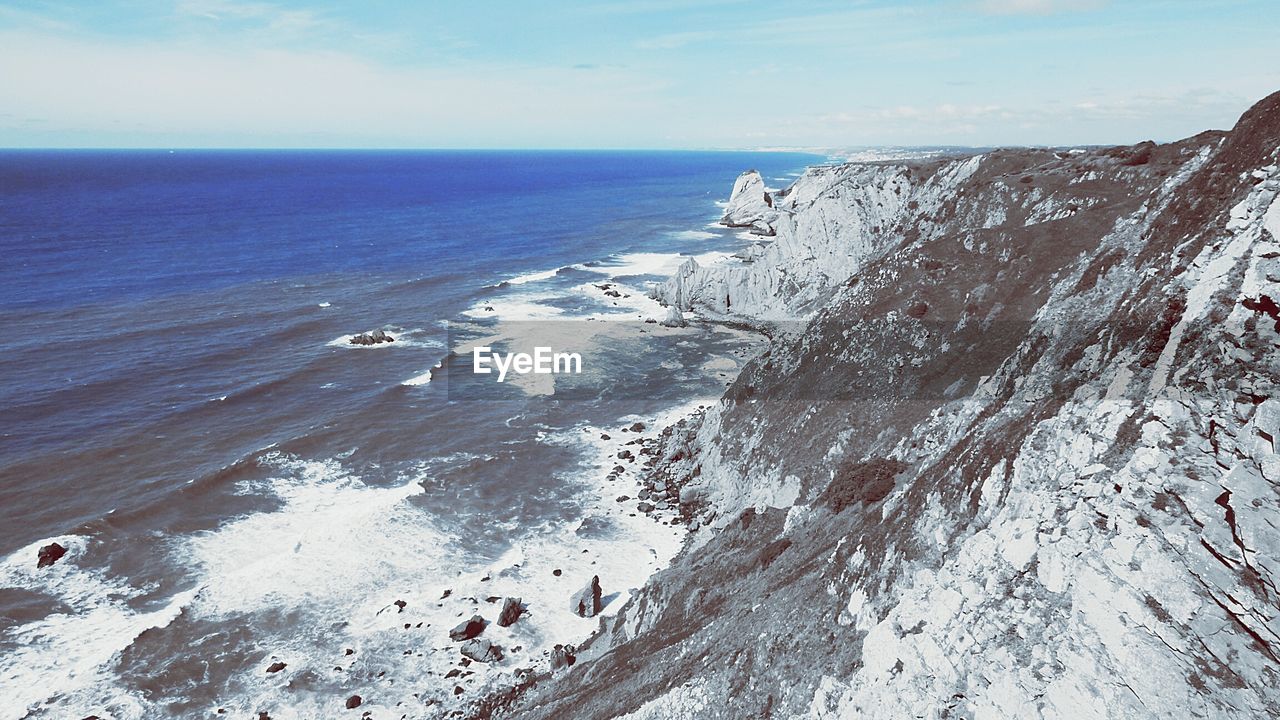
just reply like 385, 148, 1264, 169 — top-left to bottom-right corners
461, 638, 504, 663
720, 170, 776, 234
569, 576, 602, 618
349, 330, 394, 346
488, 91, 1280, 720
449, 615, 486, 642
497, 597, 524, 627
36, 542, 66, 568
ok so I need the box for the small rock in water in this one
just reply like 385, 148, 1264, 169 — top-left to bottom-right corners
37, 542, 67, 569
460, 638, 504, 663
266, 662, 287, 674
454, 685, 465, 696
345, 695, 362, 710
629, 422, 646, 432
497, 597, 524, 627
569, 575, 603, 617
394, 599, 406, 612
448, 615, 486, 641
553, 568, 562, 577
344, 648, 355, 656
637, 502, 654, 513
440, 588, 452, 599
600, 433, 611, 440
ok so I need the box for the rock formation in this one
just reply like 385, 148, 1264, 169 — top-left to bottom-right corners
497, 597, 524, 627
569, 576, 602, 618
461, 638, 504, 663
448, 615, 486, 642
485, 91, 1280, 719
349, 329, 394, 346
36, 542, 66, 568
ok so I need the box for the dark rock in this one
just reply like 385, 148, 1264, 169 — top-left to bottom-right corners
629, 422, 646, 432
569, 575, 602, 617
344, 648, 354, 656
617, 449, 633, 460
345, 695, 362, 710
553, 568, 562, 577
258, 713, 270, 720
394, 599, 406, 612
349, 330, 395, 346
37, 542, 66, 569
454, 685, 465, 695
460, 638, 503, 663
600, 433, 611, 440
266, 661, 287, 674
440, 588, 452, 599
550, 644, 577, 671
448, 615, 486, 641
637, 502, 654, 513
497, 597, 523, 627
445, 668, 461, 678
615, 495, 631, 502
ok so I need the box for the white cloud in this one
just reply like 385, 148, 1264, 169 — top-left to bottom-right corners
978, 0, 1107, 15
0, 31, 676, 147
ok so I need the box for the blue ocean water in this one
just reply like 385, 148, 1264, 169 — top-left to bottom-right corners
0, 149, 815, 718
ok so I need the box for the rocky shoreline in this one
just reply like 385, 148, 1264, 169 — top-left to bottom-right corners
466, 91, 1280, 719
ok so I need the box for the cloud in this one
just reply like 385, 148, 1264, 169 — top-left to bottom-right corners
0, 30, 677, 147
977, 0, 1107, 15
175, 0, 326, 34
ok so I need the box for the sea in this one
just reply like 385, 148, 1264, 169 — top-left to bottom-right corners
0, 149, 816, 718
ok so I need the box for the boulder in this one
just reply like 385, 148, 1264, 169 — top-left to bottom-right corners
266, 661, 287, 674
460, 638, 503, 663
637, 502, 654, 513
660, 305, 687, 328
349, 330, 395, 346
37, 542, 66, 569
344, 695, 361, 710
569, 575, 602, 617
629, 422, 646, 432
497, 597, 523, 627
550, 644, 576, 671
448, 615, 486, 641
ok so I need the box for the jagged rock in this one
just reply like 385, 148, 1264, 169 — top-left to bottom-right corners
721, 170, 775, 230
349, 330, 394, 346
344, 695, 361, 710
448, 615, 486, 641
265, 661, 286, 674
549, 644, 576, 671
497, 597, 523, 627
460, 638, 503, 663
569, 575, 602, 617
629, 422, 646, 432
36, 542, 66, 568
660, 305, 687, 327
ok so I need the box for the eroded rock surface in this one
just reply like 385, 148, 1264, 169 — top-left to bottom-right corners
484, 91, 1280, 720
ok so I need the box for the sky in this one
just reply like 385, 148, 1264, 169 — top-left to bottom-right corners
0, 0, 1277, 149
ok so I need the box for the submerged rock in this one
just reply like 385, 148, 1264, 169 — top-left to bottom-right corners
36, 542, 66, 569
448, 615, 486, 641
569, 575, 602, 617
497, 597, 524, 627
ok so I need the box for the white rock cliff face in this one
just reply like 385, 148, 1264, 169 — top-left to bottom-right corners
652, 157, 982, 320
492, 92, 1280, 720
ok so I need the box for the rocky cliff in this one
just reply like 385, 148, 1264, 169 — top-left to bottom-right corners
486, 91, 1280, 719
